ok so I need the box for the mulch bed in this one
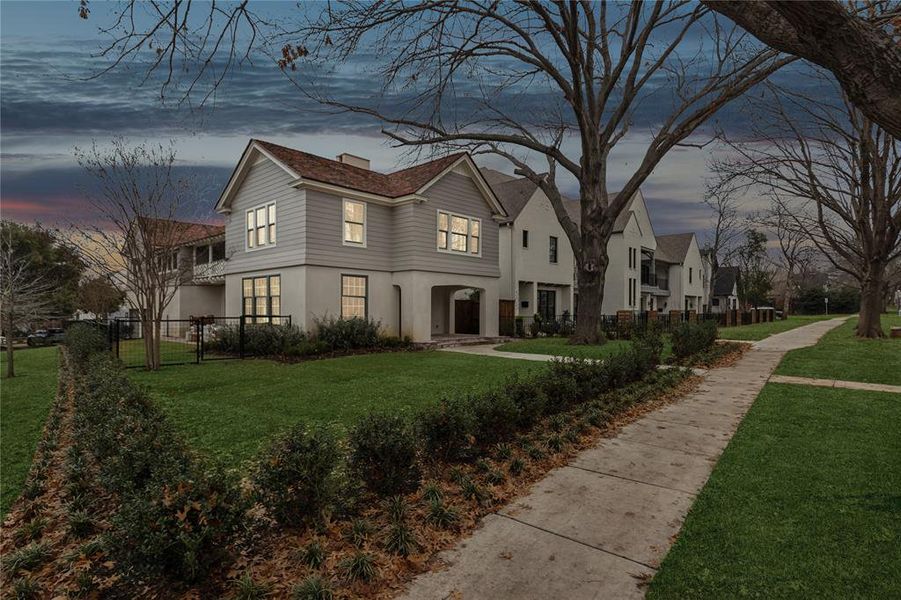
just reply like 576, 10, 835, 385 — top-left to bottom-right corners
0, 361, 701, 599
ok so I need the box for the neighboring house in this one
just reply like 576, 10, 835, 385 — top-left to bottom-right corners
214, 139, 508, 343
159, 222, 227, 321
481, 169, 578, 321
603, 190, 657, 314
652, 233, 705, 312
710, 266, 740, 312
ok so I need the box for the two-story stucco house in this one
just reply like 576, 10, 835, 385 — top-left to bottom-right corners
212, 139, 508, 343
481, 170, 578, 322
651, 233, 706, 312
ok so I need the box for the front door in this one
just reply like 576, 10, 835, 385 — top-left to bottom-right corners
537, 289, 556, 321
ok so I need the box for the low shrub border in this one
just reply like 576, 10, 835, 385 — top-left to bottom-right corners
2, 321, 709, 597
205, 315, 413, 361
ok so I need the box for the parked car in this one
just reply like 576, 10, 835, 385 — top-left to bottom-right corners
26, 328, 65, 347
0, 335, 6, 349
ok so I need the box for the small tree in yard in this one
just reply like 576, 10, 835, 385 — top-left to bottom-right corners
82, 2, 794, 343
735, 230, 773, 309
71, 139, 195, 370
77, 275, 126, 320
715, 73, 901, 337
0, 222, 54, 377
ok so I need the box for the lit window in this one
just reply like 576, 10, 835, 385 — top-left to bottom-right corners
437, 212, 449, 249
242, 275, 281, 323
343, 199, 366, 246
341, 275, 367, 319
246, 203, 276, 250
437, 211, 481, 255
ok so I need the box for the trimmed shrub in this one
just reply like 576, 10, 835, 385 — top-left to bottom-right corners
64, 322, 108, 365
252, 422, 342, 525
504, 375, 547, 427
349, 414, 420, 497
107, 463, 247, 583
209, 323, 309, 357
468, 390, 518, 446
671, 320, 717, 360
416, 397, 475, 463
313, 315, 381, 351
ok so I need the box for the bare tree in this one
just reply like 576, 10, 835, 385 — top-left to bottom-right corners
0, 222, 54, 378
70, 139, 196, 370
702, 187, 743, 306
715, 75, 901, 337
757, 200, 815, 315
84, 2, 793, 342
704, 1, 901, 139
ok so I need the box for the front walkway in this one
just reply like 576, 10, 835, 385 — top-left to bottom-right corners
400, 317, 849, 599
768, 374, 901, 394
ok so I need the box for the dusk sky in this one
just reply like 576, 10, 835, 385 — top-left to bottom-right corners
0, 1, 836, 240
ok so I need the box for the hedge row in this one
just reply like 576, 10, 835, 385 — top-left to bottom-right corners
63, 323, 246, 583
671, 319, 717, 359
250, 328, 666, 526
62, 321, 681, 583
206, 315, 411, 358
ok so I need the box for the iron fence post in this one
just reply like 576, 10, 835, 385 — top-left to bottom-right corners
195, 318, 201, 364
239, 315, 245, 359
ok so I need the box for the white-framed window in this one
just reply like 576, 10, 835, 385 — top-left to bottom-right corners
436, 210, 481, 256
343, 199, 366, 247
246, 202, 276, 250
341, 274, 368, 319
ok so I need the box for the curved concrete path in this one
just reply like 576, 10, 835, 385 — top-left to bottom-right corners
399, 317, 849, 600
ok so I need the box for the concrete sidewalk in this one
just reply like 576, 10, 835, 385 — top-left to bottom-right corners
399, 317, 849, 599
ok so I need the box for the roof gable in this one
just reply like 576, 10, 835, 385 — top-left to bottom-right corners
655, 232, 696, 263
216, 140, 505, 216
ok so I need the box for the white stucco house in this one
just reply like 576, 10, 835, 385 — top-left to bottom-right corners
481, 170, 578, 323
209, 139, 508, 343
709, 266, 740, 313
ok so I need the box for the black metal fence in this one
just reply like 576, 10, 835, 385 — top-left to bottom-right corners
91, 315, 293, 369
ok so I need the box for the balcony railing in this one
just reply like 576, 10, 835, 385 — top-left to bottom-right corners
193, 259, 225, 282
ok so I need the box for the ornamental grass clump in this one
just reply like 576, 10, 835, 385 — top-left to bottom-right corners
252, 422, 342, 526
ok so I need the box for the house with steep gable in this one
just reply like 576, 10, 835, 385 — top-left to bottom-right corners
213, 139, 508, 342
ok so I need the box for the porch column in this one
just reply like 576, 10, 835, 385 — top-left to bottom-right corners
480, 285, 500, 337
530, 281, 539, 317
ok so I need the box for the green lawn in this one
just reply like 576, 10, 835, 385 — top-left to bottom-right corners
0, 347, 58, 517
117, 338, 198, 369
494, 336, 673, 360
649, 383, 901, 599
776, 314, 901, 385
718, 314, 841, 341
131, 351, 539, 469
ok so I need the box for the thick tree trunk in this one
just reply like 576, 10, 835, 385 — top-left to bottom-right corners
857, 264, 886, 338
783, 267, 793, 316
573, 182, 612, 344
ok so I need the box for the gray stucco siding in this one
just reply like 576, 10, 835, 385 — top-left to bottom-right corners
303, 189, 394, 272
392, 172, 500, 277
223, 159, 307, 275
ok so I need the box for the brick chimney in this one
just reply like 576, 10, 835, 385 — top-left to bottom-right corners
336, 153, 370, 170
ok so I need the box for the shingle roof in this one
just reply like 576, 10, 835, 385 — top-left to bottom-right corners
480, 168, 584, 225
255, 139, 465, 198
655, 233, 695, 263
139, 217, 224, 248
713, 266, 740, 296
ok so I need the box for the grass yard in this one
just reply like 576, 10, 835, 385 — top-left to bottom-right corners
117, 338, 198, 369
648, 383, 901, 599
718, 314, 841, 341
495, 336, 672, 360
130, 350, 540, 470
776, 314, 901, 385
0, 347, 58, 517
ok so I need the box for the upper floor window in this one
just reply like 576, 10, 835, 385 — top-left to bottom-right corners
549, 236, 558, 263
437, 210, 481, 255
689, 267, 693, 284
211, 240, 226, 261
246, 202, 276, 250
343, 199, 366, 246
522, 230, 529, 248
162, 251, 178, 272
